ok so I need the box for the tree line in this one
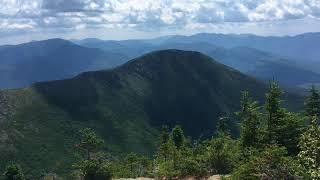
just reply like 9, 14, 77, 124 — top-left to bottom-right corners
2, 81, 320, 179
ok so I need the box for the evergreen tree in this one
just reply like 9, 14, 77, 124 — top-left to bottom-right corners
159, 126, 170, 145
155, 127, 180, 178
122, 153, 152, 178
305, 85, 320, 117
236, 91, 261, 148
263, 82, 302, 154
233, 146, 302, 179
205, 135, 239, 174
216, 116, 231, 136
171, 125, 185, 150
298, 116, 320, 179
77, 128, 104, 160
74, 128, 111, 180
76, 159, 112, 180
158, 126, 171, 160
264, 81, 286, 144
4, 164, 25, 180
279, 112, 305, 155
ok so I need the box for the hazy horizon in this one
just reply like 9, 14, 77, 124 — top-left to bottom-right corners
1, 0, 320, 45
1, 30, 320, 46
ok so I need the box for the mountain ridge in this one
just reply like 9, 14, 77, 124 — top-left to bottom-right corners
1, 49, 302, 176
1, 32, 319, 89
75, 34, 320, 88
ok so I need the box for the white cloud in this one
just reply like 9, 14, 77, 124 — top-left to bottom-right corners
0, 0, 319, 41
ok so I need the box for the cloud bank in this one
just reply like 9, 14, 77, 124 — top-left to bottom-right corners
0, 0, 319, 42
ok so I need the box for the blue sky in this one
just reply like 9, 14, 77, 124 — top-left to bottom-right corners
0, 0, 320, 44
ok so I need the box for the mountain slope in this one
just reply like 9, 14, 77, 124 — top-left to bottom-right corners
33, 49, 269, 138
0, 39, 128, 89
1, 50, 302, 177
154, 42, 320, 87
212, 47, 320, 87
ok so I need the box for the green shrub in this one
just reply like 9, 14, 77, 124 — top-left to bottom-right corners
75, 159, 112, 180
154, 159, 179, 179
204, 135, 240, 174
177, 154, 207, 177
233, 146, 304, 179
3, 164, 25, 180
111, 153, 153, 178
298, 116, 320, 179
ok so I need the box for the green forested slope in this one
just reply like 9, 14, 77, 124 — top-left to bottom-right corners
0, 50, 302, 177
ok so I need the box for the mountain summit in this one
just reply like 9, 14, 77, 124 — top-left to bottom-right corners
34, 49, 267, 136
0, 50, 300, 175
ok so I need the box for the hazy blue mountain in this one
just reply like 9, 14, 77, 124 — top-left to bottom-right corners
122, 32, 320, 72
0, 50, 302, 176
156, 33, 320, 64
212, 47, 320, 87
0, 45, 13, 50
75, 37, 320, 88
74, 38, 156, 59
1, 33, 318, 89
0, 39, 128, 89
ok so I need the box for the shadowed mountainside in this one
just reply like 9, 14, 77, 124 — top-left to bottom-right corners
0, 50, 303, 176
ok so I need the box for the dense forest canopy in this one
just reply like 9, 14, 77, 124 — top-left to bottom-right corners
2, 81, 319, 180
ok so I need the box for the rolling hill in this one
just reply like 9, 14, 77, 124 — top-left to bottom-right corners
0, 50, 302, 177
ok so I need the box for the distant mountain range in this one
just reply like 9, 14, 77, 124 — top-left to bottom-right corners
75, 33, 320, 88
0, 50, 302, 176
0, 32, 319, 89
150, 32, 320, 63
0, 39, 128, 89
75, 32, 320, 62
